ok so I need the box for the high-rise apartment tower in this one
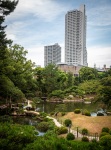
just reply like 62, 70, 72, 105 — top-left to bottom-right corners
65, 4, 87, 66
44, 43, 61, 66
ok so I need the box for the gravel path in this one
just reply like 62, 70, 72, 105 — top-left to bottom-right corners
47, 116, 81, 138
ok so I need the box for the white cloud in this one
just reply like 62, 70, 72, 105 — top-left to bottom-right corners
6, 21, 27, 41
26, 42, 64, 67
4, 0, 111, 69
88, 46, 111, 68
6, 0, 69, 22
27, 45, 44, 67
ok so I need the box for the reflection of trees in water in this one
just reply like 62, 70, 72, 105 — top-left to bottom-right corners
12, 117, 38, 125
36, 102, 100, 113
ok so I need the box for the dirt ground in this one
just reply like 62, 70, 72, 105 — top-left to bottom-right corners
57, 112, 111, 135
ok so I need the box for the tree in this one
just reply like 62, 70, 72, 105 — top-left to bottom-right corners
79, 67, 98, 82
99, 135, 111, 150
8, 44, 37, 99
66, 72, 74, 88
34, 67, 45, 97
0, 0, 19, 48
57, 71, 68, 90
0, 0, 19, 75
0, 75, 24, 103
0, 1, 19, 103
42, 64, 60, 96
78, 80, 100, 95
97, 76, 111, 108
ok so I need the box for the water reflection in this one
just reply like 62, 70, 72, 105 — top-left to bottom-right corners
36, 101, 100, 113
12, 117, 45, 136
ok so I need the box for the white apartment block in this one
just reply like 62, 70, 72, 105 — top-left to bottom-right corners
44, 43, 61, 66
65, 4, 87, 66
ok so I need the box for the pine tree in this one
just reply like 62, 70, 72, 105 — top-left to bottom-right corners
0, 0, 19, 48
0, 0, 19, 101
0, 0, 18, 74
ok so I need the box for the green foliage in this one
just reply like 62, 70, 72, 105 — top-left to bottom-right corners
79, 67, 98, 82
91, 139, 97, 143
78, 80, 100, 94
24, 138, 102, 150
61, 112, 66, 116
99, 135, 111, 150
0, 122, 37, 150
85, 111, 91, 116
50, 112, 55, 116
64, 86, 78, 95
82, 128, 88, 135
82, 109, 91, 116
55, 126, 68, 135
41, 64, 61, 95
0, 115, 13, 123
74, 108, 81, 114
39, 112, 47, 117
0, 0, 18, 49
49, 90, 64, 99
97, 76, 111, 108
55, 104, 67, 112
66, 133, 75, 140
109, 129, 111, 135
0, 122, 101, 150
37, 122, 50, 132
100, 132, 110, 138
64, 119, 72, 127
102, 127, 110, 133
81, 136, 89, 142
37, 120, 54, 132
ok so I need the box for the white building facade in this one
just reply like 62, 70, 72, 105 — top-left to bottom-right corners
65, 5, 87, 66
44, 43, 61, 66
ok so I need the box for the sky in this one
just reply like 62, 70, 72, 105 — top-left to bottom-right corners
4, 0, 111, 68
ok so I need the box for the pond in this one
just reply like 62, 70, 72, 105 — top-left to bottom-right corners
36, 101, 102, 114
11, 101, 107, 136
12, 116, 45, 136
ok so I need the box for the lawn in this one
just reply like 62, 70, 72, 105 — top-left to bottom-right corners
57, 112, 111, 135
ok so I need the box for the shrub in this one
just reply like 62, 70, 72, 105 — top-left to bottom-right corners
55, 126, 68, 135
0, 122, 37, 150
0, 115, 13, 123
82, 128, 88, 135
61, 112, 66, 116
50, 112, 55, 116
74, 109, 81, 114
109, 129, 111, 135
81, 136, 89, 142
66, 133, 75, 140
49, 90, 64, 99
37, 122, 50, 132
91, 139, 97, 143
82, 109, 91, 116
39, 112, 47, 117
102, 127, 110, 133
64, 119, 72, 127
84, 111, 91, 116
100, 132, 110, 138
99, 135, 111, 150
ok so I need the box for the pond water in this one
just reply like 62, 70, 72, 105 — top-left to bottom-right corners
12, 116, 45, 136
36, 101, 101, 114
11, 102, 107, 136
